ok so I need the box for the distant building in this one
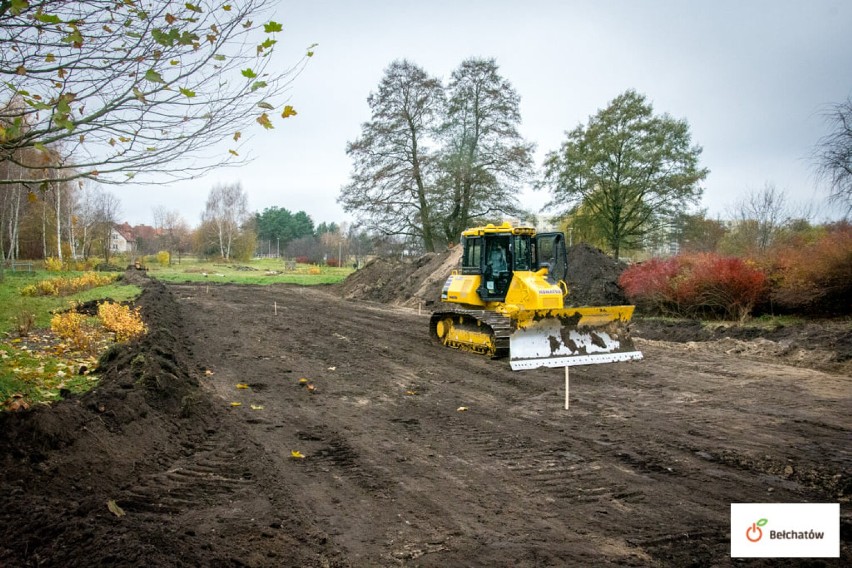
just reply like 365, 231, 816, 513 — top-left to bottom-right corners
110, 226, 135, 253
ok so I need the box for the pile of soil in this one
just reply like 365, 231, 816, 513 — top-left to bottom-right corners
337, 246, 462, 309
564, 243, 629, 306
337, 242, 628, 308
0, 271, 338, 567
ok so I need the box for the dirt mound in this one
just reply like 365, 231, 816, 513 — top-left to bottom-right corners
338, 246, 462, 309
564, 243, 629, 306
0, 271, 339, 567
337, 242, 628, 308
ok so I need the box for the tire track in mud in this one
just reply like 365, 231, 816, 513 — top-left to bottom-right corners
118, 432, 254, 516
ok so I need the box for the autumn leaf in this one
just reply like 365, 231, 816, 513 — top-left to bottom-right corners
35, 12, 62, 25
9, 0, 29, 16
185, 2, 202, 13
107, 500, 126, 517
144, 69, 165, 83
290, 450, 305, 459
241, 68, 257, 79
230, 401, 242, 407
256, 113, 273, 129
232, 131, 241, 141
45, 53, 56, 63
236, 383, 249, 389
228, 149, 238, 156
264, 21, 283, 33
281, 105, 297, 118
298, 378, 308, 385
223, 4, 232, 11
257, 101, 274, 110
179, 87, 196, 98
250, 404, 264, 410
457, 406, 469, 412
165, 13, 176, 24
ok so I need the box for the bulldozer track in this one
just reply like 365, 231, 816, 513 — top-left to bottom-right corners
429, 305, 514, 358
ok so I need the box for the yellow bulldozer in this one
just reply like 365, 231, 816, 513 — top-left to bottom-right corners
430, 222, 642, 370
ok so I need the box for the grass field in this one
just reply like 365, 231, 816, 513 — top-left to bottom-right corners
142, 257, 353, 285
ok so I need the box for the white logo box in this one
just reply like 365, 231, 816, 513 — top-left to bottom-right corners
731, 503, 840, 558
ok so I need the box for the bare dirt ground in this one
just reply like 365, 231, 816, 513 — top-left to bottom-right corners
1, 274, 849, 567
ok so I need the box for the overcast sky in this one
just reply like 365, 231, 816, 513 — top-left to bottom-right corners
117, 0, 852, 227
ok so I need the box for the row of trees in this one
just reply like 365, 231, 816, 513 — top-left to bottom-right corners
0, 172, 405, 271
341, 58, 852, 259
0, 177, 121, 263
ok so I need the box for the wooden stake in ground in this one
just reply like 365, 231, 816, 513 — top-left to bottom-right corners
274, 301, 277, 315
565, 366, 570, 410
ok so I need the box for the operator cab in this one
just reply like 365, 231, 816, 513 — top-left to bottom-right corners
460, 225, 567, 302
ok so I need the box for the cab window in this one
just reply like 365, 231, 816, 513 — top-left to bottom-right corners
512, 235, 531, 271
462, 237, 482, 273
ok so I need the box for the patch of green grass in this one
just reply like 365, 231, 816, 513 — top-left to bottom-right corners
0, 270, 142, 334
746, 314, 808, 328
145, 258, 352, 285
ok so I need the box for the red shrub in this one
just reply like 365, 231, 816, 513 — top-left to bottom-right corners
325, 258, 340, 268
619, 257, 680, 309
619, 253, 769, 320
768, 224, 852, 315
293, 256, 311, 265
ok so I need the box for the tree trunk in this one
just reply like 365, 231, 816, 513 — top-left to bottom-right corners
410, 140, 435, 253
55, 184, 63, 261
68, 204, 77, 260
42, 200, 48, 259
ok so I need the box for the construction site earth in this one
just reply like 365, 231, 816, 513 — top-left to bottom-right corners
1, 246, 849, 567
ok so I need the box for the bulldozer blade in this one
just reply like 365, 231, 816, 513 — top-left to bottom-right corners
509, 317, 643, 370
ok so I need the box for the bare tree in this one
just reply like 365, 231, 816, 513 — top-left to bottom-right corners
153, 205, 185, 264
202, 182, 248, 260
340, 60, 445, 252
814, 96, 852, 217
1, 0, 313, 187
436, 58, 534, 241
729, 183, 791, 251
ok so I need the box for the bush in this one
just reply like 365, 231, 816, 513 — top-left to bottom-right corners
157, 250, 170, 266
293, 256, 311, 265
326, 258, 340, 267
21, 272, 119, 297
98, 302, 147, 342
768, 224, 852, 315
44, 257, 64, 272
51, 310, 96, 352
619, 253, 768, 321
